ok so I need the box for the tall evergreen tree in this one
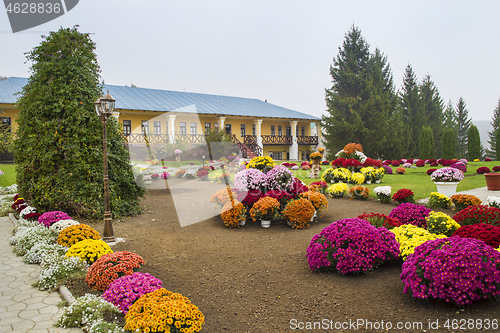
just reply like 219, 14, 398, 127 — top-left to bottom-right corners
487, 99, 500, 158
419, 126, 434, 160
399, 65, 423, 157
442, 128, 456, 159
442, 100, 457, 130
456, 97, 471, 158
14, 27, 144, 219
496, 129, 500, 161
322, 26, 395, 158
467, 124, 482, 160
419, 75, 444, 156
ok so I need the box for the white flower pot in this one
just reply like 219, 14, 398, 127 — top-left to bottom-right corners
365, 180, 372, 184
375, 179, 381, 184
287, 221, 292, 226
434, 182, 459, 197
239, 219, 246, 226
261, 220, 271, 228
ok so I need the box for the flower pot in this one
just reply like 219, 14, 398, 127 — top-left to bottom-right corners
485, 173, 500, 191
286, 220, 292, 226
434, 182, 459, 197
239, 219, 246, 226
312, 159, 321, 165
261, 220, 271, 228
375, 179, 381, 184
365, 180, 372, 184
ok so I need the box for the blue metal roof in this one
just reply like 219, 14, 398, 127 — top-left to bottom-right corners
0, 77, 320, 121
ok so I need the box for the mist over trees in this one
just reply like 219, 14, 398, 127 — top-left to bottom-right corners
322, 25, 480, 160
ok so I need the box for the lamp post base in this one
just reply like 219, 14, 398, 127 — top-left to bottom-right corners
102, 236, 116, 243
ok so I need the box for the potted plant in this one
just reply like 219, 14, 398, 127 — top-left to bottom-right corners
309, 152, 323, 165
430, 167, 465, 197
250, 197, 281, 228
283, 198, 315, 229
299, 191, 328, 219
174, 149, 182, 162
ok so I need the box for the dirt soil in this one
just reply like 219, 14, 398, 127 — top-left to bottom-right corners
68, 184, 500, 333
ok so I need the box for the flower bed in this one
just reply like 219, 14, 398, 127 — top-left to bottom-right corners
307, 218, 399, 274
401, 237, 500, 305
389, 203, 431, 228
453, 205, 500, 226
453, 223, 500, 248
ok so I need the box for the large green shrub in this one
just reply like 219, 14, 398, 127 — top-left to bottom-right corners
467, 124, 482, 160
419, 126, 434, 160
14, 26, 144, 219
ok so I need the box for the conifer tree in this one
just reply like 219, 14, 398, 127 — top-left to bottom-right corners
442, 128, 456, 160
14, 27, 144, 219
487, 99, 500, 158
496, 129, 500, 161
419, 75, 443, 156
322, 26, 396, 158
456, 97, 471, 158
419, 126, 434, 160
399, 65, 423, 157
467, 124, 482, 160
443, 100, 457, 131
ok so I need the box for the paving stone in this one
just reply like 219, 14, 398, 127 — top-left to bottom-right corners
6, 302, 27, 311
11, 319, 36, 331
0, 314, 26, 325
0, 309, 21, 319
18, 309, 40, 319
38, 305, 60, 314
12, 292, 35, 302
0, 287, 21, 296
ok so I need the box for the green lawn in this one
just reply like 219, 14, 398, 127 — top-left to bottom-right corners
0, 164, 16, 187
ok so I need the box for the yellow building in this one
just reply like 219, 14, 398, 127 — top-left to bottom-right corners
0, 77, 321, 160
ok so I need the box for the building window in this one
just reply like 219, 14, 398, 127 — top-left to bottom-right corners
241, 124, 246, 137
252, 124, 256, 136
286, 126, 291, 136
296, 126, 299, 137
278, 126, 282, 136
214, 123, 219, 129
0, 117, 11, 127
141, 120, 149, 134
301, 126, 305, 136
123, 120, 131, 136
225, 124, 232, 135
179, 122, 186, 135
190, 122, 197, 135
154, 121, 161, 134
205, 122, 211, 134
271, 152, 283, 160
271, 125, 275, 136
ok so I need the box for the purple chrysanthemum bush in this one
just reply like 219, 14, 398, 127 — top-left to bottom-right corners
401, 237, 500, 306
38, 211, 72, 228
307, 218, 400, 274
389, 203, 431, 228
103, 272, 163, 314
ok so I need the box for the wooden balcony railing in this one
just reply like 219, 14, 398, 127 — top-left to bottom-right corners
256, 135, 318, 145
125, 133, 207, 144
297, 136, 318, 145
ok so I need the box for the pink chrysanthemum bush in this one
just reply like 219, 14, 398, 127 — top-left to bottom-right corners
38, 211, 72, 227
389, 203, 431, 228
401, 237, 500, 306
103, 272, 163, 314
307, 218, 400, 274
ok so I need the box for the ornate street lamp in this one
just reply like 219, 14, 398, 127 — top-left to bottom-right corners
95, 91, 116, 243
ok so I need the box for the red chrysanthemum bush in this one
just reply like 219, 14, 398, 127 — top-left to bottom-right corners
426, 168, 437, 176
476, 166, 491, 174
357, 212, 401, 230
453, 223, 500, 248
401, 237, 500, 306
453, 205, 500, 226
392, 188, 415, 204
86, 251, 145, 291
493, 166, 500, 172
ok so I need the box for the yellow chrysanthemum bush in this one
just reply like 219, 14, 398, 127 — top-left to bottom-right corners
246, 156, 275, 172
283, 198, 315, 229
360, 167, 376, 183
57, 224, 101, 247
65, 239, 113, 264
350, 172, 365, 185
426, 192, 451, 209
425, 211, 460, 237
391, 225, 447, 261
220, 200, 246, 228
327, 183, 348, 198
124, 288, 204, 333
299, 191, 328, 217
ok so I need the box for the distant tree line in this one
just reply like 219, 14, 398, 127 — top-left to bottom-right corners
322, 25, 498, 160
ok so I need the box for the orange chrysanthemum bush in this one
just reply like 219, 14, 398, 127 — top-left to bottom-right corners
343, 142, 363, 156
56, 224, 101, 247
450, 194, 482, 212
124, 288, 204, 333
250, 197, 281, 221
283, 198, 315, 229
299, 191, 328, 217
220, 200, 247, 228
86, 251, 145, 291
209, 186, 237, 209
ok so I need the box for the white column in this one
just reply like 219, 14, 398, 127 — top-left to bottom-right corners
289, 120, 298, 160
219, 116, 226, 129
168, 114, 176, 144
255, 119, 263, 150
111, 111, 120, 121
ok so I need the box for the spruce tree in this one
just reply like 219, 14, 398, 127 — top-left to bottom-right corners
456, 97, 471, 158
399, 65, 423, 157
419, 75, 443, 156
496, 129, 500, 161
419, 127, 434, 160
467, 124, 482, 160
322, 26, 396, 158
15, 27, 144, 219
443, 100, 457, 131
442, 128, 456, 160
487, 99, 500, 158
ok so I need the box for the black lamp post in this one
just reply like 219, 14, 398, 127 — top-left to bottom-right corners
95, 91, 116, 243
